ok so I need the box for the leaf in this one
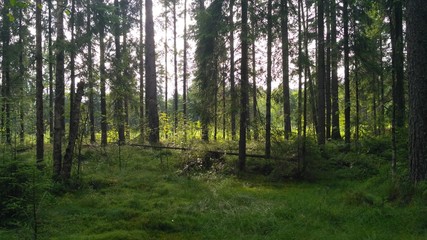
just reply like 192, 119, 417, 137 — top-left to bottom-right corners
65, 8, 71, 16
10, 0, 17, 7
7, 13, 15, 22
36, 3, 43, 10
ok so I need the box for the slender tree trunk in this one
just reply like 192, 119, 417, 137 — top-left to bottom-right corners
230, 0, 237, 140
146, 0, 160, 143
36, 0, 44, 167
265, 0, 272, 158
281, 0, 291, 140
251, 0, 258, 141
49, 0, 54, 142
302, 2, 317, 135
297, 0, 303, 170
222, 66, 226, 139
379, 33, 385, 135
99, 11, 108, 146
390, 0, 405, 128
114, 0, 125, 145
2, 2, 11, 145
330, 0, 341, 140
316, 0, 326, 145
139, 0, 145, 142
69, 0, 76, 119
18, 9, 25, 144
62, 82, 85, 181
325, 0, 331, 140
183, 0, 188, 140
164, 3, 168, 116
408, 0, 427, 183
344, 0, 351, 146
238, 0, 249, 171
173, 0, 178, 134
53, 0, 66, 180
87, 0, 96, 144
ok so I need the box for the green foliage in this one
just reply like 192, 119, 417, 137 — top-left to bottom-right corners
0, 155, 33, 227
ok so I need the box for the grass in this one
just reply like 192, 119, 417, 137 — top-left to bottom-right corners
1, 144, 427, 239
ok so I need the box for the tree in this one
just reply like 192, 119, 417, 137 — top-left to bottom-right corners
1, 1, 11, 144
173, 0, 179, 134
36, 0, 44, 167
408, 0, 427, 183
146, 0, 160, 143
95, 0, 108, 146
265, 0, 272, 158
139, 0, 145, 142
229, 0, 237, 140
330, 0, 341, 140
280, 0, 291, 140
344, 0, 351, 145
114, 0, 125, 145
53, 0, 66, 180
183, 0, 188, 140
87, 0, 96, 144
62, 82, 85, 180
238, 0, 249, 171
316, 0, 326, 145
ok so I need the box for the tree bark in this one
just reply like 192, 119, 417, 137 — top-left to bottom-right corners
408, 0, 427, 183
53, 0, 66, 180
99, 3, 108, 146
1, 1, 11, 144
281, 0, 291, 140
265, 0, 272, 158
62, 82, 85, 181
316, 0, 326, 145
230, 0, 237, 140
344, 0, 351, 146
87, 0, 96, 144
139, 0, 145, 142
146, 0, 160, 143
330, 0, 341, 140
114, 0, 125, 145
36, 0, 44, 167
238, 0, 249, 171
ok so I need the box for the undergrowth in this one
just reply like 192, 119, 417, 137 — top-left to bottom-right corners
0, 136, 426, 239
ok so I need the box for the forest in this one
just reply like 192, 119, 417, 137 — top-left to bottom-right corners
1, 0, 427, 239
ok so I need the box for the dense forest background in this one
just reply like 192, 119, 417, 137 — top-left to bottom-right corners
1, 0, 427, 238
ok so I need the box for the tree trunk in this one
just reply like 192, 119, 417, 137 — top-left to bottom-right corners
325, 0, 331, 140
281, 0, 291, 140
316, 0, 325, 145
69, 0, 76, 121
408, 0, 427, 183
390, 0, 405, 128
265, 0, 272, 158
114, 0, 125, 145
1, 1, 11, 145
139, 0, 145, 142
87, 0, 96, 144
344, 0, 351, 146
230, 0, 237, 140
173, 0, 178, 134
146, 0, 160, 143
183, 0, 188, 140
99, 7, 108, 146
238, 0, 249, 171
251, 0, 258, 141
48, 0, 54, 143
330, 0, 341, 140
62, 82, 85, 181
53, 0, 66, 180
36, 0, 44, 167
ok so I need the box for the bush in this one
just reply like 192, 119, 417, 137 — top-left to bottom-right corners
0, 156, 33, 227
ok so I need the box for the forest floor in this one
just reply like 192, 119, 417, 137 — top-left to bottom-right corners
2, 144, 427, 239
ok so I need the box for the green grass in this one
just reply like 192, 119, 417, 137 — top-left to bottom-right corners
1, 145, 427, 239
